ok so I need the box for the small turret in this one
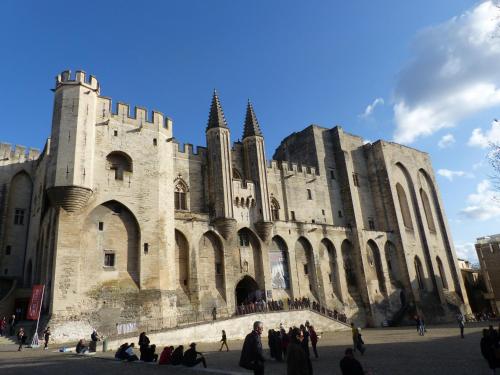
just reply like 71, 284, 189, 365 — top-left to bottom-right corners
205, 91, 236, 239
242, 100, 272, 241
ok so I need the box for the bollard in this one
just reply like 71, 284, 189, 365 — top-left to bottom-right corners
103, 338, 108, 352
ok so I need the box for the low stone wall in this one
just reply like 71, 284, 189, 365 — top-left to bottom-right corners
103, 310, 349, 350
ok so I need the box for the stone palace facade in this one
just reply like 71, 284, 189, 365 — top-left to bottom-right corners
0, 71, 469, 340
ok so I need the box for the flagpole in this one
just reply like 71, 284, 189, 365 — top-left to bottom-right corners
30, 285, 45, 348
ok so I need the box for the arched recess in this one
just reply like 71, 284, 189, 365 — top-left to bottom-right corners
320, 239, 342, 301
270, 198, 280, 221
25, 259, 33, 287
270, 236, 291, 290
175, 230, 190, 303
5, 171, 33, 279
396, 183, 413, 230
81, 200, 140, 288
419, 189, 436, 232
235, 275, 259, 305
199, 231, 226, 301
396, 163, 437, 294
174, 178, 189, 210
366, 240, 387, 296
106, 151, 133, 180
384, 241, 407, 288
237, 228, 264, 288
436, 256, 448, 290
414, 256, 425, 291
419, 168, 461, 292
294, 237, 318, 300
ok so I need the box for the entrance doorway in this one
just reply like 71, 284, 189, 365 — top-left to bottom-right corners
235, 276, 259, 305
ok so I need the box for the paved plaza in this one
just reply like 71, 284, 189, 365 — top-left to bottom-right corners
0, 323, 494, 375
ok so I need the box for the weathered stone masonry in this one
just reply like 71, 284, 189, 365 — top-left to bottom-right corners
0, 71, 469, 341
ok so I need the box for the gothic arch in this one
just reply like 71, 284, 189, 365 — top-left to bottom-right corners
419, 188, 436, 232
436, 256, 448, 290
199, 231, 226, 301
320, 238, 341, 301
270, 197, 280, 221
174, 178, 189, 210
396, 183, 413, 230
270, 236, 290, 290
294, 237, 318, 299
414, 256, 425, 291
384, 241, 407, 288
233, 168, 242, 180
81, 200, 140, 288
366, 240, 387, 296
175, 229, 190, 302
237, 228, 264, 287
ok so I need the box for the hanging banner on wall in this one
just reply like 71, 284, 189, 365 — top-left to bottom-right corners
269, 251, 290, 289
26, 284, 45, 321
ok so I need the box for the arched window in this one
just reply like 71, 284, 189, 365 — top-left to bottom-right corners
106, 151, 133, 181
396, 183, 413, 230
233, 168, 242, 180
420, 189, 436, 232
414, 256, 425, 290
271, 198, 280, 221
436, 256, 448, 289
174, 179, 188, 210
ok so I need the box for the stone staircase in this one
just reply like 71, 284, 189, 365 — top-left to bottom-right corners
0, 335, 17, 345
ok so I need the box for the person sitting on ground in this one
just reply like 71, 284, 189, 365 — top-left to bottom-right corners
114, 342, 129, 360
76, 339, 89, 354
159, 346, 174, 365
124, 342, 139, 361
182, 342, 207, 368
286, 327, 310, 375
142, 344, 158, 362
340, 348, 364, 375
171, 345, 184, 365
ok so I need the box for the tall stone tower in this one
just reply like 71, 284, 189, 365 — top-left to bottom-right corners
46, 70, 98, 211
242, 101, 273, 241
206, 91, 236, 239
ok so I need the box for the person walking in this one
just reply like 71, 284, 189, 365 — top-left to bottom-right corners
456, 312, 465, 339
43, 327, 51, 350
9, 314, 16, 336
17, 327, 25, 351
300, 325, 313, 374
350, 323, 359, 352
308, 325, 319, 359
0, 317, 6, 336
239, 321, 265, 375
340, 348, 364, 375
219, 330, 229, 352
286, 327, 310, 375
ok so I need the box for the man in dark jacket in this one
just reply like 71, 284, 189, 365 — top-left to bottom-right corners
286, 327, 310, 375
340, 348, 364, 375
182, 342, 207, 368
240, 321, 265, 375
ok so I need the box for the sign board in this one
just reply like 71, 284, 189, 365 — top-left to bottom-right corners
26, 284, 44, 321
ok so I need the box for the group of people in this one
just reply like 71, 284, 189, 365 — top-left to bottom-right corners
240, 320, 365, 375
480, 324, 500, 372
75, 329, 103, 354
414, 315, 426, 336
235, 298, 348, 324
114, 332, 207, 368
0, 315, 17, 337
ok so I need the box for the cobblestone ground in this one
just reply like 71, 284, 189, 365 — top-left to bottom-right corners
0, 323, 494, 375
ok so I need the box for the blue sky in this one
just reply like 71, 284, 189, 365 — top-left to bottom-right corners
1, 0, 499, 262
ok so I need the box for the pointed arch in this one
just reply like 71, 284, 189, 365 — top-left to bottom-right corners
420, 188, 436, 232
81, 200, 140, 288
237, 228, 264, 287
436, 256, 448, 290
174, 177, 189, 210
199, 231, 226, 301
320, 238, 341, 301
270, 236, 290, 290
175, 229, 190, 302
414, 256, 425, 291
233, 168, 242, 180
294, 237, 318, 299
367, 240, 387, 296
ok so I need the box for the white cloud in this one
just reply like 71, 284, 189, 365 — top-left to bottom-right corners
393, 1, 500, 144
460, 179, 500, 220
437, 169, 473, 181
360, 97, 384, 118
468, 120, 500, 148
438, 133, 456, 148
454, 242, 478, 263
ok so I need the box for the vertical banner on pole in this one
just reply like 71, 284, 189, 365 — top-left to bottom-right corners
27, 285, 44, 321
27, 285, 45, 348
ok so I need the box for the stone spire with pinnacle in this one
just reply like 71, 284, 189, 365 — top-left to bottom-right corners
243, 100, 263, 138
206, 90, 228, 130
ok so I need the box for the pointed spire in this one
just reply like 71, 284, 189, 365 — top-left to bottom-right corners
207, 90, 228, 130
243, 100, 263, 139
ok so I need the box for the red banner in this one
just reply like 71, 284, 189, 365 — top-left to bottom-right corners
26, 284, 44, 321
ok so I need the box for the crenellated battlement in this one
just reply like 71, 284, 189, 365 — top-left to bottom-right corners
55, 70, 100, 93
97, 97, 172, 132
0, 142, 40, 163
266, 160, 318, 177
173, 141, 207, 160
